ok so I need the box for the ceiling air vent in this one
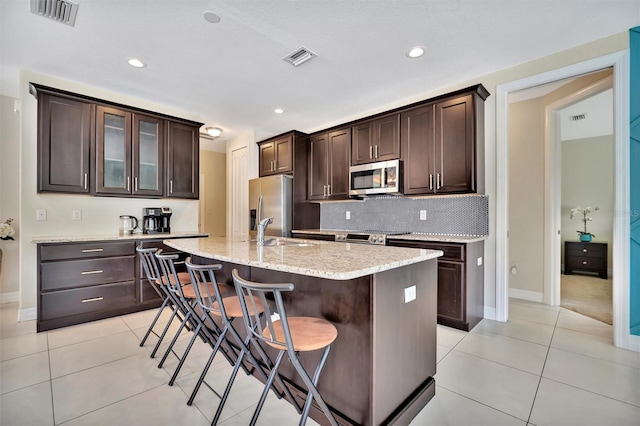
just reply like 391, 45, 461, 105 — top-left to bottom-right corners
569, 113, 587, 121
30, 0, 79, 27
283, 47, 317, 67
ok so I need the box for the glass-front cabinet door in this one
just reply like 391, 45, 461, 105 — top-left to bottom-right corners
96, 106, 132, 195
132, 114, 164, 196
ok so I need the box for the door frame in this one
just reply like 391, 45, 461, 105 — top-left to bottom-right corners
495, 50, 630, 348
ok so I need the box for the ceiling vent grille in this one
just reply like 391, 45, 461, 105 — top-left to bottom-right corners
570, 113, 587, 121
283, 47, 317, 67
30, 0, 79, 27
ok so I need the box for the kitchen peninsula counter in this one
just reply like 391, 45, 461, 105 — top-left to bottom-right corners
164, 236, 441, 426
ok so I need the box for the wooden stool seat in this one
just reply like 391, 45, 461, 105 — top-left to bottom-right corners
263, 317, 338, 352
211, 295, 265, 317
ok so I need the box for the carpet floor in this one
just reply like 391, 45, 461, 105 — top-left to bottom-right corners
561, 273, 613, 325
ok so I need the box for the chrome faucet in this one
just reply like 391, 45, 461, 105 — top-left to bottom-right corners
256, 217, 273, 246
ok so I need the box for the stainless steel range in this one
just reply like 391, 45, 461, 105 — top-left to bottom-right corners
333, 231, 408, 245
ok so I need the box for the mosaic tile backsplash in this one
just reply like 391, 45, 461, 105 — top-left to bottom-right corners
319, 195, 489, 236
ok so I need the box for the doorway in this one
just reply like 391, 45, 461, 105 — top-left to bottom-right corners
495, 51, 631, 349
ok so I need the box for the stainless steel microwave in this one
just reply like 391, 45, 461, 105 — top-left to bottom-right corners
349, 159, 402, 196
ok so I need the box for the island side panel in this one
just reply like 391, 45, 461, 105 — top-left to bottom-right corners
249, 267, 373, 426
372, 259, 438, 425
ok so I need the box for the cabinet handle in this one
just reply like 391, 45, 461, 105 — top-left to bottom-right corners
374, 144, 379, 158
81, 248, 104, 253
170, 180, 173, 194
273, 160, 277, 171
127, 176, 130, 191
81, 270, 103, 275
134, 176, 138, 191
323, 185, 327, 197
81, 297, 104, 303
583, 249, 587, 253
429, 174, 434, 190
436, 173, 441, 190
582, 261, 588, 265
84, 173, 87, 190
327, 184, 331, 196
369, 145, 373, 159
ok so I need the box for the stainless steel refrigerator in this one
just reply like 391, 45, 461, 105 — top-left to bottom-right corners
248, 175, 293, 239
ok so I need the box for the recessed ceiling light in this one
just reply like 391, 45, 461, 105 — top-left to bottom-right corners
203, 11, 221, 23
406, 46, 425, 58
274, 108, 284, 114
127, 58, 146, 68
206, 127, 223, 137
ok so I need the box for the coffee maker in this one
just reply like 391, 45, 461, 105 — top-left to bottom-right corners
142, 207, 171, 234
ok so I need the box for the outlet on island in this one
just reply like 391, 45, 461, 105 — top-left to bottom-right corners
419, 210, 427, 221
346, 211, 351, 220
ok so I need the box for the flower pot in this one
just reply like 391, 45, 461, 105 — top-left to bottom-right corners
580, 234, 592, 242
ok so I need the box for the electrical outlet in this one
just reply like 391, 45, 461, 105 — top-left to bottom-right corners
419, 210, 427, 220
36, 209, 47, 221
511, 264, 519, 275
346, 211, 351, 220
404, 285, 416, 303
477, 257, 483, 266
72, 210, 82, 220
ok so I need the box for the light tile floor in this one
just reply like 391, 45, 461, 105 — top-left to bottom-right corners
0, 299, 638, 425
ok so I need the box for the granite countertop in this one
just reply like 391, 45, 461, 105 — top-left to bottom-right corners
164, 236, 442, 281
292, 229, 488, 244
31, 231, 208, 244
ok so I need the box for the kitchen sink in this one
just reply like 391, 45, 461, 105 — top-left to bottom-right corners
262, 238, 316, 247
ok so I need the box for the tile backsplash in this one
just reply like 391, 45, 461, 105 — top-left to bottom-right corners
319, 195, 489, 236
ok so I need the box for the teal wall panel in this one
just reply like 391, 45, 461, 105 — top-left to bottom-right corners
630, 26, 640, 335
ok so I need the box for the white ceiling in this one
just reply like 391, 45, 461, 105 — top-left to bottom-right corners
1, 1, 638, 152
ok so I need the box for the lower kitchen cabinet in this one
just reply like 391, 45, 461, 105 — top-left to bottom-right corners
388, 239, 484, 331
36, 237, 193, 332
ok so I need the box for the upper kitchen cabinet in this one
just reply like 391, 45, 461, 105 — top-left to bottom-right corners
351, 113, 400, 165
32, 83, 202, 199
402, 85, 488, 195
166, 121, 200, 199
308, 128, 351, 200
258, 134, 293, 176
36, 90, 92, 194
95, 106, 165, 197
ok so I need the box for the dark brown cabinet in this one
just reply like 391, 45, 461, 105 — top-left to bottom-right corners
308, 128, 351, 200
95, 107, 165, 197
402, 86, 488, 195
166, 121, 200, 199
564, 241, 608, 279
32, 83, 201, 200
37, 92, 92, 194
351, 114, 401, 165
387, 239, 484, 331
259, 134, 293, 176
37, 241, 138, 331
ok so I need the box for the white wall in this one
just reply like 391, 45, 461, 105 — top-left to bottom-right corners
0, 95, 21, 301
561, 135, 614, 269
16, 70, 202, 320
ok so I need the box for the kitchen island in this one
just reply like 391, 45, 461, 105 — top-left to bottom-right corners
164, 236, 442, 426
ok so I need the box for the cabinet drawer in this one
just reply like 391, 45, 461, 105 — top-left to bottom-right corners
40, 281, 136, 320
566, 244, 605, 258
566, 256, 605, 271
388, 240, 464, 261
40, 241, 135, 261
41, 256, 135, 291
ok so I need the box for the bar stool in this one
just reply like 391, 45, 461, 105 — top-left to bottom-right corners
185, 259, 298, 425
155, 251, 235, 386
232, 269, 339, 426
136, 245, 190, 358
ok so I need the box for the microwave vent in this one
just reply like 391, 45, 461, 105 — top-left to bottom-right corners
283, 47, 317, 67
30, 0, 79, 26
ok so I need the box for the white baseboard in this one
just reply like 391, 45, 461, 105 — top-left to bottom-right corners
628, 334, 640, 353
483, 306, 497, 321
19, 307, 36, 322
0, 292, 19, 304
509, 288, 544, 303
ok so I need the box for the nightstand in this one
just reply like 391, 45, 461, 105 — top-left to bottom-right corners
564, 241, 608, 279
